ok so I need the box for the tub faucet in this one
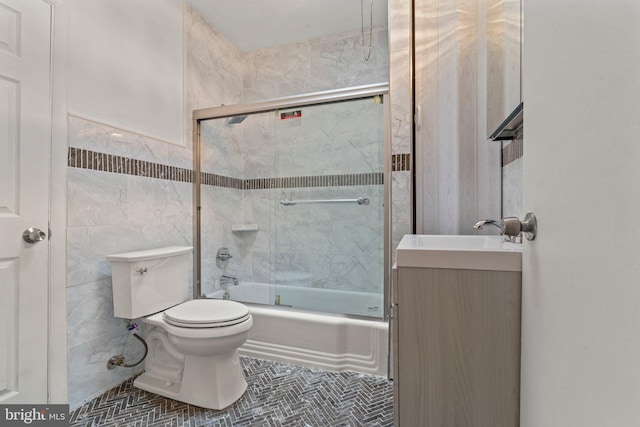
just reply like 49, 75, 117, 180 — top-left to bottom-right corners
220, 274, 239, 287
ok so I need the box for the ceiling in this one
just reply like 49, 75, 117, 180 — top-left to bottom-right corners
186, 0, 388, 52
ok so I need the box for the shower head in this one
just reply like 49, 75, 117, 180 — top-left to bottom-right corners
228, 115, 247, 124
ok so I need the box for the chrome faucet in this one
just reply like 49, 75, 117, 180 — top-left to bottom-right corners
473, 219, 503, 232
474, 217, 519, 241
220, 274, 239, 287
474, 213, 538, 241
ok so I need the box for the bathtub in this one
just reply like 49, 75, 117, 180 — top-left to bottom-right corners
209, 281, 384, 317
208, 282, 388, 376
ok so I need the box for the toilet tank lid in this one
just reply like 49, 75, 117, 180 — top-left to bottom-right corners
106, 246, 193, 262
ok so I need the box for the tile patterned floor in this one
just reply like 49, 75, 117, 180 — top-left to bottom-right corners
69, 357, 394, 427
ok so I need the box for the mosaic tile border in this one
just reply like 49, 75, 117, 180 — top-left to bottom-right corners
68, 147, 193, 182
392, 153, 411, 172
68, 147, 410, 189
242, 173, 383, 189
200, 172, 244, 189
503, 138, 523, 167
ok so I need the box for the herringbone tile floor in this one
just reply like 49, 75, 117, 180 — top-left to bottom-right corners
69, 356, 394, 426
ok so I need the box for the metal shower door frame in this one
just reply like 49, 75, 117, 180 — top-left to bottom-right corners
192, 82, 392, 321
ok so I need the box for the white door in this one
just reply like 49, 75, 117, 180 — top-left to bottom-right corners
520, 1, 640, 425
0, 0, 51, 403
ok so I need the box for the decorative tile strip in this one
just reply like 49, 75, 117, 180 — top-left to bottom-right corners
201, 172, 244, 189
67, 147, 385, 189
67, 147, 193, 183
392, 153, 411, 172
242, 172, 384, 190
502, 138, 523, 167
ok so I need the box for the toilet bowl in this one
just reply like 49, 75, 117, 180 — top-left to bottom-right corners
106, 246, 253, 410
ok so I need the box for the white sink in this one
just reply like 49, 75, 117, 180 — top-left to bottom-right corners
396, 235, 522, 272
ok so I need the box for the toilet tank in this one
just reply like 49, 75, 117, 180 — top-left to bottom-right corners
106, 246, 193, 319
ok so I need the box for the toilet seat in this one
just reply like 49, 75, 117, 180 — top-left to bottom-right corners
163, 299, 251, 328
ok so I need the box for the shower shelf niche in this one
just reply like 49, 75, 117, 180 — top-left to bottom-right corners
231, 224, 259, 233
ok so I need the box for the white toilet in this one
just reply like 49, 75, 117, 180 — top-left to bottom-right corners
106, 246, 253, 410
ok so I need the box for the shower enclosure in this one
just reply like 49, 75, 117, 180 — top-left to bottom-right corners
193, 84, 390, 319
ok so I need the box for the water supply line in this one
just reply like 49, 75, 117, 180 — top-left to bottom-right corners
106, 322, 149, 370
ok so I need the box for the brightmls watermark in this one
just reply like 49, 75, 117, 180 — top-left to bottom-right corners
1, 405, 69, 426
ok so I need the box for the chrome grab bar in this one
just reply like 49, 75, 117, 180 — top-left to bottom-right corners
280, 197, 370, 206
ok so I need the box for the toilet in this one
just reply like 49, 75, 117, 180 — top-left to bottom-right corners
106, 246, 253, 410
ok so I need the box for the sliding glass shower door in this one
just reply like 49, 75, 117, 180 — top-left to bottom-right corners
271, 97, 385, 317
195, 85, 389, 318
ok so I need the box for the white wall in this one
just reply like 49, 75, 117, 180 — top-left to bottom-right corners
521, 1, 640, 425
67, 0, 184, 144
64, 0, 188, 408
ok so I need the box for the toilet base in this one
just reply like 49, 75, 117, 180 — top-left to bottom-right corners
134, 349, 248, 410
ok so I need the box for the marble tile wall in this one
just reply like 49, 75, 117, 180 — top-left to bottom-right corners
200, 98, 386, 298
186, 5, 248, 297
186, 4, 413, 302
198, 116, 246, 295
66, 5, 246, 409
197, 25, 393, 298
231, 185, 384, 295
185, 4, 244, 114
389, 0, 413, 261
270, 185, 384, 294
243, 28, 389, 102
270, 99, 383, 177
200, 184, 245, 296
66, 117, 193, 410
261, 100, 385, 294
66, 1, 407, 407
200, 118, 245, 177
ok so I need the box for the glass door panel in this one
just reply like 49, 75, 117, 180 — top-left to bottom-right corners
272, 97, 385, 317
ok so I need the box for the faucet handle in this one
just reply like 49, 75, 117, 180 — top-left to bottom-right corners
501, 217, 521, 236
499, 213, 538, 241
216, 247, 233, 261
216, 247, 233, 269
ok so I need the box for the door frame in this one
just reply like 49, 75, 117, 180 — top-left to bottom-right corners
47, 0, 68, 404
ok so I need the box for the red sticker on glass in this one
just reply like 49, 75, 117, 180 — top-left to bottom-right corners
281, 110, 302, 120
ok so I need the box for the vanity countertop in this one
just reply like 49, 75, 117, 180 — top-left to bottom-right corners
396, 235, 522, 272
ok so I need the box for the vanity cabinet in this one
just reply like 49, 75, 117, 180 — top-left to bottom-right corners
393, 235, 522, 427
